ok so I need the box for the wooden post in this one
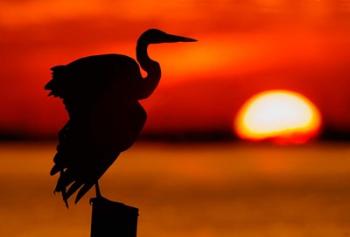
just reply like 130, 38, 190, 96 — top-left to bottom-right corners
90, 197, 139, 237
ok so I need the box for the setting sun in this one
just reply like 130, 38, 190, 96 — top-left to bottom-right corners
235, 90, 322, 144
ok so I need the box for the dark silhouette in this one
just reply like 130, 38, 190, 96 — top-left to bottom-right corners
90, 197, 138, 237
45, 29, 196, 206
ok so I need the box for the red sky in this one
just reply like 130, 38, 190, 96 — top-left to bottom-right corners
0, 0, 350, 136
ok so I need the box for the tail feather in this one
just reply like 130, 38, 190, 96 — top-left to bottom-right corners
75, 183, 94, 204
50, 164, 60, 176
54, 170, 74, 193
61, 187, 69, 208
51, 125, 120, 205
64, 181, 83, 201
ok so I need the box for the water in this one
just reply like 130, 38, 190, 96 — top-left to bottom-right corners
0, 142, 350, 237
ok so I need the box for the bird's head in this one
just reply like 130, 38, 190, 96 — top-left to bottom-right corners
139, 29, 197, 44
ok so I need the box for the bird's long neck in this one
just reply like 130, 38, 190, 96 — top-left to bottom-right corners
136, 39, 161, 99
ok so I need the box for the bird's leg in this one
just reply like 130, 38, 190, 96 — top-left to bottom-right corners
95, 181, 102, 198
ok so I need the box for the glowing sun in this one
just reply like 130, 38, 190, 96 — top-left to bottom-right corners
235, 90, 322, 144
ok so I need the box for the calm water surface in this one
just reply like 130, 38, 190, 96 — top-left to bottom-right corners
0, 142, 349, 237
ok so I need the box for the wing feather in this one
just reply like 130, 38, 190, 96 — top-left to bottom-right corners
47, 54, 145, 205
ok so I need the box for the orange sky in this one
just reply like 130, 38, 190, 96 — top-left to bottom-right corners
0, 0, 350, 137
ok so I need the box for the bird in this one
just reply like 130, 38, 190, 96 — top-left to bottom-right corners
45, 29, 196, 206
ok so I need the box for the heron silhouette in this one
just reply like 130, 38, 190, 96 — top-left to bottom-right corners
45, 29, 196, 206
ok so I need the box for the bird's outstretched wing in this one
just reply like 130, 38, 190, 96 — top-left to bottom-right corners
46, 55, 146, 205
45, 55, 141, 101
50, 121, 120, 206
50, 101, 146, 205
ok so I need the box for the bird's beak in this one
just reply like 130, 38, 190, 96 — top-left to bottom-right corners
162, 33, 197, 43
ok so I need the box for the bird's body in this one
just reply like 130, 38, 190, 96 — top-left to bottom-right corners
46, 29, 196, 205
48, 55, 142, 107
